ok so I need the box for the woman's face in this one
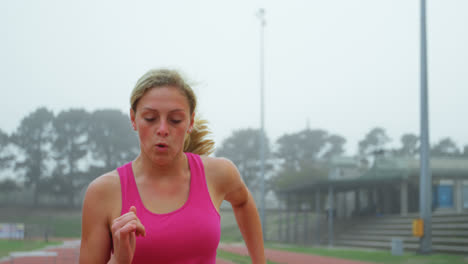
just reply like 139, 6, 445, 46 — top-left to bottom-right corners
131, 86, 194, 166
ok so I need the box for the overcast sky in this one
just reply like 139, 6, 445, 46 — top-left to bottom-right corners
1, 0, 467, 155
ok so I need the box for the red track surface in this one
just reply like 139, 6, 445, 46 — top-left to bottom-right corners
1, 241, 375, 264
0, 241, 233, 264
218, 244, 377, 264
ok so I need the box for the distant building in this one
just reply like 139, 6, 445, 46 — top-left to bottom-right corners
277, 156, 468, 217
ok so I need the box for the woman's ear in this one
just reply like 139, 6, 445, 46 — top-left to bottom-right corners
130, 108, 137, 131
188, 112, 195, 133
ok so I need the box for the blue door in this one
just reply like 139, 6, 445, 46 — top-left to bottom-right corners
437, 185, 454, 208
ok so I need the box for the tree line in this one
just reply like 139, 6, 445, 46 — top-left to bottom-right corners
216, 127, 468, 193
0, 107, 139, 207
1, 107, 467, 207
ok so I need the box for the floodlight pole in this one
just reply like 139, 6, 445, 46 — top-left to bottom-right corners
257, 8, 266, 241
419, 0, 432, 254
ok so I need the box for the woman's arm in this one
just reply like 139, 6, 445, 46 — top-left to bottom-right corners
79, 174, 115, 263
221, 160, 266, 264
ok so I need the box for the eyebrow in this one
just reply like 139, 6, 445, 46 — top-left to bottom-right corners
141, 107, 185, 113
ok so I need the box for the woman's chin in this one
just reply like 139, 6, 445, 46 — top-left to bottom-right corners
150, 152, 182, 166
142, 148, 183, 166
150, 155, 171, 166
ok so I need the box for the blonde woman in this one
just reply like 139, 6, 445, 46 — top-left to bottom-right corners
79, 69, 266, 264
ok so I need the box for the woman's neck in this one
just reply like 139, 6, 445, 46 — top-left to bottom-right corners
133, 152, 189, 180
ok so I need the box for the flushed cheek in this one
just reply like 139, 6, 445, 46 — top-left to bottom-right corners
175, 131, 188, 143
138, 130, 152, 144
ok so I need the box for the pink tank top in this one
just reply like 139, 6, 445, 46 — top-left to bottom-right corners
117, 152, 221, 264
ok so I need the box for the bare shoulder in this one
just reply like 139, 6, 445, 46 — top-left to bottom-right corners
83, 170, 122, 224
201, 156, 241, 185
200, 156, 247, 206
201, 155, 237, 174
86, 170, 120, 200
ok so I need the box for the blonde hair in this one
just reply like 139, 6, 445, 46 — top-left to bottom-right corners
130, 69, 214, 155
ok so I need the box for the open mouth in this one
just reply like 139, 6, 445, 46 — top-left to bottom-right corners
156, 143, 168, 148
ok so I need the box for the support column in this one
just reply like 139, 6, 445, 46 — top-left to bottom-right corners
286, 193, 290, 242
294, 195, 299, 244
337, 192, 344, 219
328, 185, 334, 247
354, 189, 361, 216
304, 208, 309, 244
315, 189, 321, 245
278, 195, 283, 242
343, 192, 348, 218
383, 187, 391, 214
373, 188, 379, 215
367, 189, 373, 207
401, 181, 408, 216
455, 180, 463, 214
302, 194, 309, 244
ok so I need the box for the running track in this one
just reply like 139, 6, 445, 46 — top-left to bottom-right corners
219, 244, 376, 264
0, 241, 375, 264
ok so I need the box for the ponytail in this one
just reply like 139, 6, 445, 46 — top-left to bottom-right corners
183, 117, 215, 155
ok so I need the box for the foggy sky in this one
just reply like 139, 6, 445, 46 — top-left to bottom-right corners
1, 0, 467, 154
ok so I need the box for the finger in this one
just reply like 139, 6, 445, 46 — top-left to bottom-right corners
112, 213, 138, 233
118, 221, 144, 240
113, 220, 135, 244
113, 211, 137, 225
135, 221, 146, 237
119, 220, 137, 238
111, 206, 146, 237
129, 206, 146, 237
130, 230, 136, 244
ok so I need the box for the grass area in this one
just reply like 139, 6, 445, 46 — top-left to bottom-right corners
0, 240, 62, 258
220, 208, 323, 243
0, 207, 82, 238
0, 207, 295, 242
1, 207, 253, 241
267, 244, 468, 264
217, 250, 279, 264
0, 207, 243, 241
220, 209, 243, 242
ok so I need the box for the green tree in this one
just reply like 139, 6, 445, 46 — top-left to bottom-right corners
88, 109, 139, 175
398, 133, 419, 157
0, 178, 19, 192
0, 178, 19, 203
215, 128, 271, 191
50, 109, 90, 206
13, 107, 54, 206
431, 137, 460, 157
276, 129, 327, 171
273, 163, 328, 189
322, 134, 347, 160
358, 127, 391, 156
276, 129, 345, 169
273, 128, 345, 189
0, 129, 14, 170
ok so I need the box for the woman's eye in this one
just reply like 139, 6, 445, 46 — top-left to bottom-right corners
171, 119, 182, 124
144, 118, 155, 122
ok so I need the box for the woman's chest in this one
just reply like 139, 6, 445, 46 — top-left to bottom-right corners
138, 182, 191, 214
133, 207, 220, 262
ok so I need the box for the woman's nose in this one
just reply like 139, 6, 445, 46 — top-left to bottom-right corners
157, 120, 169, 137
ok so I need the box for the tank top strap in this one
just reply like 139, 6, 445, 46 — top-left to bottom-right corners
117, 162, 140, 215
185, 152, 219, 217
